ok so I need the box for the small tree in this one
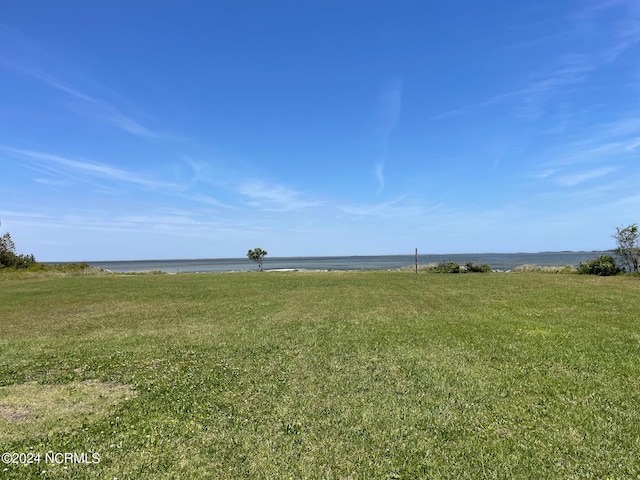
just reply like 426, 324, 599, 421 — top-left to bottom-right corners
247, 247, 267, 272
0, 231, 16, 255
0, 231, 16, 268
613, 223, 640, 273
0, 222, 36, 269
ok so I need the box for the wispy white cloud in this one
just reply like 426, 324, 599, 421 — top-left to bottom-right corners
429, 61, 592, 121
532, 114, 640, 174
117, 214, 199, 227
551, 178, 630, 200
579, 0, 640, 62
378, 77, 404, 133
374, 77, 404, 192
1, 146, 175, 190
0, 25, 158, 139
623, 137, 640, 152
238, 180, 323, 212
0, 209, 50, 222
517, 1, 640, 115
374, 162, 385, 192
554, 167, 618, 187
432, 1, 640, 121
504, 30, 570, 51
598, 117, 640, 138
33, 177, 72, 187
1, 208, 252, 237
180, 193, 235, 209
490, 56, 593, 120
339, 196, 429, 218
428, 106, 468, 121
534, 168, 562, 180
180, 156, 211, 184
33, 71, 159, 138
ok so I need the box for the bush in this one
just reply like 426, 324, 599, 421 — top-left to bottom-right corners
424, 261, 490, 273
465, 261, 491, 273
577, 255, 621, 276
429, 261, 461, 273
0, 230, 37, 269
0, 252, 37, 269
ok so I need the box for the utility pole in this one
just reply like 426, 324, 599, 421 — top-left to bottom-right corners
415, 248, 418, 274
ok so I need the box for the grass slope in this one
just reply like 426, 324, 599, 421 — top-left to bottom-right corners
1, 271, 639, 479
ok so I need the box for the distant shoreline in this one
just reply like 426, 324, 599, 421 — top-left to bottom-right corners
46, 250, 611, 265
44, 252, 613, 274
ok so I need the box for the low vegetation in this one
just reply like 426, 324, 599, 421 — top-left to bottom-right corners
513, 264, 575, 273
463, 261, 491, 272
2, 270, 640, 478
0, 262, 103, 279
0, 231, 36, 270
417, 261, 492, 273
577, 254, 621, 276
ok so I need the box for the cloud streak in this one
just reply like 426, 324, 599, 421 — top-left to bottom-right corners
34, 71, 159, 139
533, 114, 640, 171
530, 112, 639, 190
1, 146, 174, 189
339, 195, 429, 218
0, 25, 158, 139
374, 77, 404, 192
554, 167, 618, 187
515, 1, 640, 116
238, 180, 324, 212
432, 1, 640, 121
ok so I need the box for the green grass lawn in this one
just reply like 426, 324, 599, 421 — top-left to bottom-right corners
1, 270, 640, 479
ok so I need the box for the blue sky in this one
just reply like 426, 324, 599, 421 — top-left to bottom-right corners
1, 1, 639, 261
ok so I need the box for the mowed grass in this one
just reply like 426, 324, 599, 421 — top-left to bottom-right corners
1, 271, 640, 479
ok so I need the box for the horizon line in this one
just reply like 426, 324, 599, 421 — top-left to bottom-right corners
42, 249, 614, 264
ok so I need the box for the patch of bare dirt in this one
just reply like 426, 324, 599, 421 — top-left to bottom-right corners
0, 404, 32, 422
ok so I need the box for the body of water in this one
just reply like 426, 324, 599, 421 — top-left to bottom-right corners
86, 252, 610, 273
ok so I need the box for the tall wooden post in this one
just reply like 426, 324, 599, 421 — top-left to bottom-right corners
415, 248, 418, 274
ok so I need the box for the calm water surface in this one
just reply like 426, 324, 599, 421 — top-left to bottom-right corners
87, 252, 609, 273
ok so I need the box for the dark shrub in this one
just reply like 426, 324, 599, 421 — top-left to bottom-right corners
577, 255, 621, 276
465, 261, 491, 273
1, 230, 37, 269
1, 252, 37, 269
431, 261, 461, 273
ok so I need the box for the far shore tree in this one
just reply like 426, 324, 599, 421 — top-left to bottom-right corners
0, 221, 36, 269
247, 247, 268, 272
613, 223, 639, 273
0, 232, 16, 267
